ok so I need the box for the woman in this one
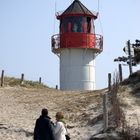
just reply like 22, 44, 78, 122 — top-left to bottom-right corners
54, 112, 67, 140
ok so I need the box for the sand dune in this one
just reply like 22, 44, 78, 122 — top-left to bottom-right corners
0, 86, 105, 140
0, 82, 140, 140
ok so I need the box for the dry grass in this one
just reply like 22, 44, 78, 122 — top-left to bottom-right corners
1, 76, 48, 88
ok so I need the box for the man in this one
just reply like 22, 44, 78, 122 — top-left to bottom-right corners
34, 108, 55, 140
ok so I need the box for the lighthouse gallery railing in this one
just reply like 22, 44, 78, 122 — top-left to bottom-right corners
51, 34, 103, 53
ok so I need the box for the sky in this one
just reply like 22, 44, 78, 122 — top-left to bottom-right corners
0, 0, 140, 89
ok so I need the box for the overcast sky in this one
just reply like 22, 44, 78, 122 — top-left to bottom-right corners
0, 0, 140, 89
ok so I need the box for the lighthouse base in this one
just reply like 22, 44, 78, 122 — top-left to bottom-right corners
60, 48, 96, 91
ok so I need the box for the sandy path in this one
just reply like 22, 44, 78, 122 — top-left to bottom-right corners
0, 87, 104, 140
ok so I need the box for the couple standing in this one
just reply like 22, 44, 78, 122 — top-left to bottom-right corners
33, 108, 69, 140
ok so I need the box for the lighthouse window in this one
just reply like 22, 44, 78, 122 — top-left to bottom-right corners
90, 19, 95, 34
84, 17, 95, 33
60, 17, 82, 33
87, 17, 91, 33
61, 17, 94, 33
61, 18, 70, 33
72, 23, 78, 32
71, 17, 86, 32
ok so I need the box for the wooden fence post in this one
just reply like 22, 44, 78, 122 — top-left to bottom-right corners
103, 93, 108, 132
108, 73, 111, 91
39, 77, 42, 84
118, 64, 123, 82
1, 70, 4, 87
20, 73, 24, 85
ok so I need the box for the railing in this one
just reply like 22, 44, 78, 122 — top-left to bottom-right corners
51, 34, 60, 52
95, 34, 103, 52
51, 34, 103, 53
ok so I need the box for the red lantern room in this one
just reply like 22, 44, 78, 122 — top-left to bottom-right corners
52, 0, 103, 54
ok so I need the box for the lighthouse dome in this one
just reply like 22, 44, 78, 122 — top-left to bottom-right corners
57, 0, 98, 19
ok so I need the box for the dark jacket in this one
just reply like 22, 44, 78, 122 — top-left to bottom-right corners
34, 115, 55, 140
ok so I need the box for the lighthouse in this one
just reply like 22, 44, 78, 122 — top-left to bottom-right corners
51, 0, 103, 90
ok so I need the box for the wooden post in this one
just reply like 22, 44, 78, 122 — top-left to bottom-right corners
103, 93, 108, 132
119, 64, 123, 82
1, 70, 4, 87
20, 73, 24, 85
56, 85, 58, 89
39, 77, 41, 84
108, 73, 111, 91
127, 40, 133, 75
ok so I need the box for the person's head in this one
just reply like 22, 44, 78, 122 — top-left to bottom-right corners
41, 108, 48, 117
55, 112, 64, 121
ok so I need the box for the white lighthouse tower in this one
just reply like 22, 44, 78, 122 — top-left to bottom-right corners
52, 0, 103, 90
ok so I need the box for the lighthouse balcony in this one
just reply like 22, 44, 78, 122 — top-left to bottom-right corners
51, 33, 103, 54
